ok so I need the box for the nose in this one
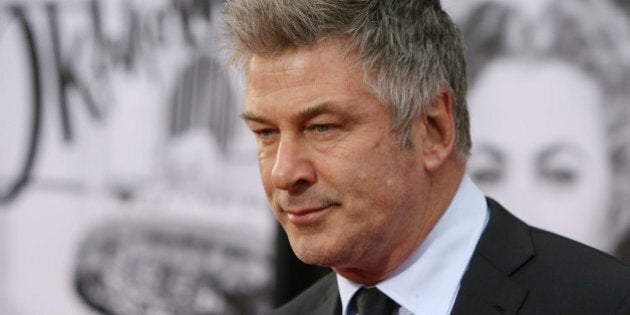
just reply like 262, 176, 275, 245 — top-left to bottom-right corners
271, 137, 316, 192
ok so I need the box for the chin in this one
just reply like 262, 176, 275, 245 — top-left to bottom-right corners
290, 239, 344, 267
292, 245, 332, 266
296, 253, 333, 267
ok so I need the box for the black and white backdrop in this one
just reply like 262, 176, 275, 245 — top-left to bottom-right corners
1, 1, 273, 314
1, 0, 629, 314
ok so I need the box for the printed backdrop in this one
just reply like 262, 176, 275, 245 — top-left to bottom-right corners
1, 0, 629, 314
0, 1, 274, 314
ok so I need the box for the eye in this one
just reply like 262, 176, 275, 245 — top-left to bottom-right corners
257, 128, 276, 137
305, 123, 339, 136
540, 167, 578, 185
468, 144, 505, 186
537, 144, 583, 188
470, 168, 503, 184
311, 124, 331, 133
252, 128, 279, 145
305, 123, 343, 141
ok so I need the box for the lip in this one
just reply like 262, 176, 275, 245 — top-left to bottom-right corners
284, 205, 335, 226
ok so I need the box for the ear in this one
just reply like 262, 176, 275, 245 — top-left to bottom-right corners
420, 88, 456, 171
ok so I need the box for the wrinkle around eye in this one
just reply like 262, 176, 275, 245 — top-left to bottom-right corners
307, 124, 333, 135
304, 124, 347, 144
253, 128, 280, 146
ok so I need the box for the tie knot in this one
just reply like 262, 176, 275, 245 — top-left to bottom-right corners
353, 287, 399, 315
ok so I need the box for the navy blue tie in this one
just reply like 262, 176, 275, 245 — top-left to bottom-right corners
353, 287, 400, 315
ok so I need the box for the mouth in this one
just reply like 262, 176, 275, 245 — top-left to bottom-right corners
283, 203, 338, 226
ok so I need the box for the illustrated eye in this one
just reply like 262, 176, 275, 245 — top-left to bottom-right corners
470, 168, 503, 184
539, 167, 578, 186
537, 145, 582, 188
467, 144, 504, 186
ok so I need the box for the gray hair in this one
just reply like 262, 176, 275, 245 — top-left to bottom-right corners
222, 0, 470, 158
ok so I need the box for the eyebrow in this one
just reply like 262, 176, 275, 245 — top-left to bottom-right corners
537, 142, 585, 165
240, 111, 270, 124
296, 102, 336, 121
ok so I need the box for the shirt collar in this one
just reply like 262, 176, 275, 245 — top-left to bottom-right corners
337, 175, 489, 315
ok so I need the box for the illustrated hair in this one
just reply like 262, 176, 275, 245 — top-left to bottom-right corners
460, 0, 630, 238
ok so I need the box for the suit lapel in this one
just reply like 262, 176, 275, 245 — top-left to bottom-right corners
310, 280, 341, 315
451, 198, 534, 315
301, 273, 341, 315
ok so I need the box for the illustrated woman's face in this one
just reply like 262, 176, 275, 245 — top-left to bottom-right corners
467, 58, 615, 252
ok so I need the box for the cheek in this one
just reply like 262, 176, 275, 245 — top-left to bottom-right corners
570, 165, 612, 217
533, 165, 611, 232
358, 155, 419, 208
319, 150, 388, 203
257, 151, 276, 192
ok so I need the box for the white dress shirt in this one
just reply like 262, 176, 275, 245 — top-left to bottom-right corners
337, 175, 489, 315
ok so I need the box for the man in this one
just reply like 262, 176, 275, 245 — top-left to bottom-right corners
222, 0, 630, 314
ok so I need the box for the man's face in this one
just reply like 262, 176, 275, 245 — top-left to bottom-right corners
243, 41, 431, 280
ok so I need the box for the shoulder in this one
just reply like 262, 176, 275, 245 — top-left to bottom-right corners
517, 226, 630, 311
476, 198, 630, 313
487, 198, 629, 284
271, 272, 339, 315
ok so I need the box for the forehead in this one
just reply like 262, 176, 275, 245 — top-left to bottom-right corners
243, 40, 380, 117
247, 42, 360, 90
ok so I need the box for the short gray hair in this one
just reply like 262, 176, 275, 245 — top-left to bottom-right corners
222, 0, 470, 158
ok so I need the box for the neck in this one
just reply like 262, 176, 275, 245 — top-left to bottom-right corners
333, 157, 466, 285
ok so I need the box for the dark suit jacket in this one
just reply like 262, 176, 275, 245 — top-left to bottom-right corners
272, 198, 630, 315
